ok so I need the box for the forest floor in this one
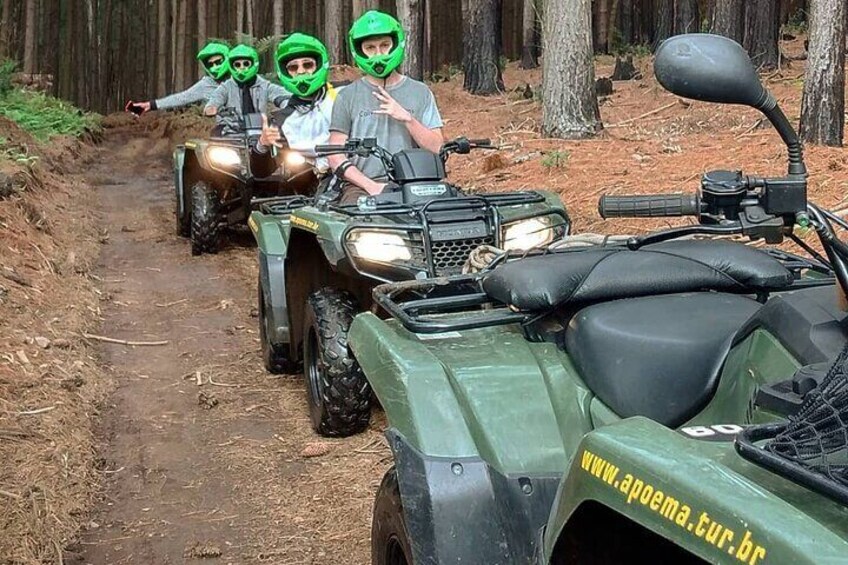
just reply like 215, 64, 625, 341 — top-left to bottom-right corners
3, 35, 848, 564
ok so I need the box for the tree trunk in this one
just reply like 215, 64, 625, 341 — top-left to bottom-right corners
236, 0, 244, 34
593, 0, 610, 52
461, 0, 504, 95
246, 0, 254, 37
1, 0, 12, 58
157, 0, 168, 96
674, 0, 699, 34
800, 0, 846, 146
424, 0, 433, 75
520, 0, 538, 68
710, 0, 744, 43
273, 0, 283, 36
607, 0, 622, 52
198, 0, 207, 47
175, 0, 186, 90
542, 0, 602, 138
325, 0, 345, 64
743, 0, 779, 69
398, 0, 425, 79
353, 0, 380, 19
23, 0, 37, 74
653, 0, 673, 49
619, 0, 635, 46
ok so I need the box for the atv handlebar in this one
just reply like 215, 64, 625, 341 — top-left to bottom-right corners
599, 194, 701, 219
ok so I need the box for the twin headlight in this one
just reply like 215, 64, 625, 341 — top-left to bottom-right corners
502, 216, 556, 251
347, 231, 412, 263
206, 146, 242, 168
346, 216, 558, 266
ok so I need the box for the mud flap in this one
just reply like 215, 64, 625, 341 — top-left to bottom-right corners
258, 249, 290, 347
387, 429, 560, 565
173, 146, 187, 218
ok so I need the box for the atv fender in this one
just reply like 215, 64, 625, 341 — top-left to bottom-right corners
545, 418, 848, 564
173, 145, 188, 219
349, 313, 590, 564
250, 211, 292, 345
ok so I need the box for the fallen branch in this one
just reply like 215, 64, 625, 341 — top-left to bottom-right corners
607, 101, 677, 128
1, 268, 32, 287
0, 489, 22, 499
82, 333, 169, 346
207, 376, 240, 388
13, 406, 56, 416
155, 298, 188, 308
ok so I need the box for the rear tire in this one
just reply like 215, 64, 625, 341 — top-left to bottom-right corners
372, 467, 413, 565
190, 181, 220, 255
258, 278, 297, 374
303, 287, 370, 437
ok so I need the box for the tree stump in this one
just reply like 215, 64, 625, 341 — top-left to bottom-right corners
595, 77, 613, 97
611, 56, 642, 81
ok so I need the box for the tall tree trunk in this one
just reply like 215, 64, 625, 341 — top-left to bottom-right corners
273, 0, 283, 36
800, 0, 846, 146
674, 0, 699, 34
593, 0, 610, 52
325, 0, 345, 65
246, 0, 254, 37
23, 0, 37, 74
353, 0, 380, 19
175, 0, 186, 90
236, 0, 244, 35
743, 0, 780, 69
607, 0, 622, 52
710, 0, 744, 43
157, 0, 168, 96
461, 0, 504, 95
0, 0, 10, 58
653, 0, 673, 49
519, 0, 538, 68
198, 0, 207, 47
424, 0, 433, 75
619, 0, 635, 46
398, 0, 425, 79
542, 0, 602, 138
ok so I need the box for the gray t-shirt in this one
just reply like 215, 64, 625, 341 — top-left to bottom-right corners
329, 76, 443, 181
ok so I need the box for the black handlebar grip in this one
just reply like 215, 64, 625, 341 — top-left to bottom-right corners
314, 144, 344, 153
469, 138, 492, 146
598, 194, 700, 219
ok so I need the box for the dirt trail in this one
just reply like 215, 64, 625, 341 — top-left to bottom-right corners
78, 136, 388, 564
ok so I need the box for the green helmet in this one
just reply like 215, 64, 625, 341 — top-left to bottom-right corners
275, 33, 329, 97
227, 44, 259, 84
196, 41, 230, 81
349, 11, 406, 79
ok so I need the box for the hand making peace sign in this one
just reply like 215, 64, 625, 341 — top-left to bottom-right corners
372, 86, 413, 124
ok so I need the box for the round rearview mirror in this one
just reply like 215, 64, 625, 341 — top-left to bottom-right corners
654, 34, 769, 110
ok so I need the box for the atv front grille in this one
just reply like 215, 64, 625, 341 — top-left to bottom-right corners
432, 236, 494, 275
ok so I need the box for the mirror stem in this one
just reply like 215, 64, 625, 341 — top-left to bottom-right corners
760, 102, 807, 176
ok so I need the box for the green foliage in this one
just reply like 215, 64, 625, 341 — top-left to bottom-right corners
612, 40, 652, 58
233, 33, 279, 54
0, 59, 17, 97
430, 63, 462, 83
784, 9, 807, 35
0, 89, 101, 141
498, 55, 509, 72
541, 150, 569, 169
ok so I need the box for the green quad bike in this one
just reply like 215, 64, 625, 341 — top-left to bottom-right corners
249, 136, 571, 436
173, 109, 315, 255
350, 34, 848, 564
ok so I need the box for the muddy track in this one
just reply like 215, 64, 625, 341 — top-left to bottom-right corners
78, 137, 388, 564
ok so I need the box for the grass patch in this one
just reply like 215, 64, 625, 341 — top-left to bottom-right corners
541, 150, 570, 169
0, 89, 101, 141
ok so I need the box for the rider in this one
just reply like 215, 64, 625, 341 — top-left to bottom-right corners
252, 33, 341, 180
327, 10, 444, 204
125, 41, 230, 114
204, 44, 289, 136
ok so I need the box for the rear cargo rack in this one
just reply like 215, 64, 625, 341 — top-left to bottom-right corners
372, 275, 526, 333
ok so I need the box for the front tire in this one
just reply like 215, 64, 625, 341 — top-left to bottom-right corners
190, 181, 221, 255
372, 467, 413, 565
258, 279, 297, 374
303, 287, 370, 437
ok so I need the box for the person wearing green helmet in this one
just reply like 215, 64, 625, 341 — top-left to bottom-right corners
125, 41, 230, 115
252, 33, 343, 178
204, 44, 289, 136
327, 10, 444, 204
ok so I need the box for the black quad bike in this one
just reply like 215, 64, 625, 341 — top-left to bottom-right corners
173, 110, 315, 255
249, 137, 572, 436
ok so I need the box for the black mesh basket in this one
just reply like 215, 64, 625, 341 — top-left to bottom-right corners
736, 342, 848, 506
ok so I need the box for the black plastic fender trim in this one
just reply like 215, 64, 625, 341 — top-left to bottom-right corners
258, 250, 290, 347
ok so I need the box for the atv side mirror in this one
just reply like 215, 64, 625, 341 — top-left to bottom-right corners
654, 34, 768, 109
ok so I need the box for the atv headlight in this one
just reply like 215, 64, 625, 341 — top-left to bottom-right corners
348, 231, 412, 263
285, 151, 307, 167
207, 146, 242, 168
503, 217, 555, 252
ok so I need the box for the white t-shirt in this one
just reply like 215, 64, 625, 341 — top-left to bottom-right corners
281, 84, 340, 174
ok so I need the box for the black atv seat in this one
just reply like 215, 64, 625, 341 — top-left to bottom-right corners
482, 240, 793, 312
566, 292, 761, 427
